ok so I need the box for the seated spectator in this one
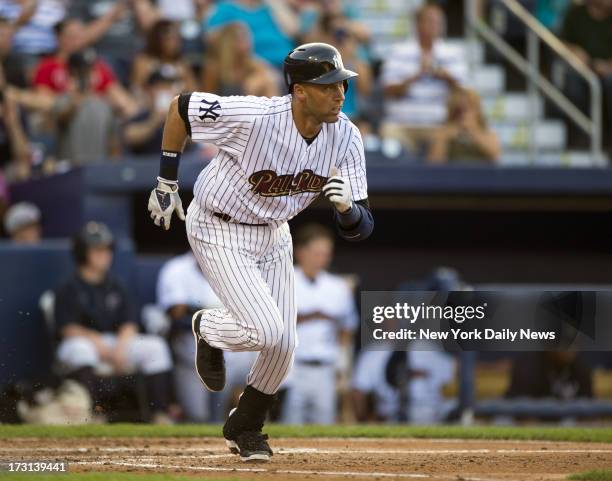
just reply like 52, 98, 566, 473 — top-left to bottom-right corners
3, 201, 41, 243
559, 0, 612, 149
282, 224, 358, 425
201, 22, 279, 97
381, 3, 469, 155
506, 352, 593, 400
302, 13, 372, 121
33, 19, 138, 163
55, 222, 174, 423
205, 0, 298, 69
124, 68, 182, 155
156, 250, 256, 422
427, 87, 500, 164
131, 19, 197, 94
0, 84, 32, 180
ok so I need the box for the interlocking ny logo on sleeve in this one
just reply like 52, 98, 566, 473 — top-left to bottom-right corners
198, 99, 221, 122
249, 169, 327, 197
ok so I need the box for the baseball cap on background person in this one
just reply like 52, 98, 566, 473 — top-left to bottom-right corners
3, 201, 42, 244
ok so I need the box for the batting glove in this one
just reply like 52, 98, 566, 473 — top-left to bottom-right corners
147, 177, 186, 230
322, 169, 352, 213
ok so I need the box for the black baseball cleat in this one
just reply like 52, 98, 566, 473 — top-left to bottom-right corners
224, 408, 273, 462
191, 310, 226, 391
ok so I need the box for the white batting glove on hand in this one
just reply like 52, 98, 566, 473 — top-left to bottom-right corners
323, 167, 353, 213
147, 177, 186, 230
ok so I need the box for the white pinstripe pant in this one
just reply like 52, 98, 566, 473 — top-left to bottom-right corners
186, 204, 297, 395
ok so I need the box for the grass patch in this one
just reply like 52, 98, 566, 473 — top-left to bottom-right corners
0, 475, 259, 481
0, 424, 611, 443
569, 470, 612, 481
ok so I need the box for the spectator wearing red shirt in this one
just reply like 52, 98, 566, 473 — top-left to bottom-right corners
32, 19, 138, 163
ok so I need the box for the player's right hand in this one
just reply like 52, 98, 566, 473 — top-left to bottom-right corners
148, 177, 186, 230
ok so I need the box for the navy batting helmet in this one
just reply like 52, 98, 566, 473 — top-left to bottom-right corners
72, 221, 115, 265
283, 42, 358, 93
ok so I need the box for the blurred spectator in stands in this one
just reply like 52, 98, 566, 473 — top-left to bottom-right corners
156, 250, 256, 422
124, 68, 182, 154
33, 19, 139, 163
282, 224, 357, 425
296, 0, 370, 45
0, 84, 32, 180
55, 222, 174, 423
205, 0, 299, 69
67, 0, 157, 86
506, 352, 593, 400
381, 3, 468, 155
351, 346, 455, 423
155, 0, 212, 65
131, 19, 197, 94
302, 11, 372, 122
428, 87, 500, 164
535, 0, 571, 33
0, 0, 64, 74
559, 0, 612, 149
3, 201, 41, 243
202, 22, 278, 97
0, 15, 29, 88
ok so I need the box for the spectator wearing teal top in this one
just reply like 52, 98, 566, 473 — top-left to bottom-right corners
205, 0, 299, 69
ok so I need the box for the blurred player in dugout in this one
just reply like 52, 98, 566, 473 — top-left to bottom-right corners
54, 221, 174, 422
282, 223, 358, 425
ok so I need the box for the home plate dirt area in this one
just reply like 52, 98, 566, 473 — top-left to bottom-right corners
1, 437, 612, 481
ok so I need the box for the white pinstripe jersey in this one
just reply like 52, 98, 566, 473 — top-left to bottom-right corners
185, 93, 368, 227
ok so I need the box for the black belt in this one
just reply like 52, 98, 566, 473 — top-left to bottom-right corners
213, 212, 267, 226
297, 360, 333, 367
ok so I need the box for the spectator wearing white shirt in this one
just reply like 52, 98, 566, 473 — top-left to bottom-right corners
156, 251, 256, 421
282, 224, 358, 425
381, 3, 469, 155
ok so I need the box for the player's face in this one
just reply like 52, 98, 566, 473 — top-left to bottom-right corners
86, 245, 114, 274
296, 237, 334, 274
302, 82, 345, 123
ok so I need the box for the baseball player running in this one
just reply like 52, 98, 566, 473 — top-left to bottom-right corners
148, 42, 374, 462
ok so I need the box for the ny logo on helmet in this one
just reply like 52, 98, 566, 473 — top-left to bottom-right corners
198, 99, 221, 122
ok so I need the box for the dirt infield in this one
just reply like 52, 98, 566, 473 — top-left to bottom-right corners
1, 436, 612, 481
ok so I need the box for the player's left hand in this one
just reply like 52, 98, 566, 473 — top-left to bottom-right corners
148, 177, 186, 230
323, 167, 352, 213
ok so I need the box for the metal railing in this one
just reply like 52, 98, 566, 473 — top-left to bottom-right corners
465, 0, 603, 164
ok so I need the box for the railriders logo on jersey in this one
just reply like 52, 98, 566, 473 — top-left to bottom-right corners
249, 169, 327, 197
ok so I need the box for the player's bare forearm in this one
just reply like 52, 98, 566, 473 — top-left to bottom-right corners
162, 95, 189, 153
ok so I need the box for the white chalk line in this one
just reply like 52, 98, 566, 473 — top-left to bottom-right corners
1, 447, 611, 455
72, 459, 521, 481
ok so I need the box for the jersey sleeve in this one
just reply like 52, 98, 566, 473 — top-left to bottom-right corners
338, 123, 369, 202
180, 92, 262, 157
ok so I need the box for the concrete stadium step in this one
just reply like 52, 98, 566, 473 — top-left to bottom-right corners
499, 150, 601, 167
491, 120, 566, 151
472, 65, 506, 95
482, 94, 543, 122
